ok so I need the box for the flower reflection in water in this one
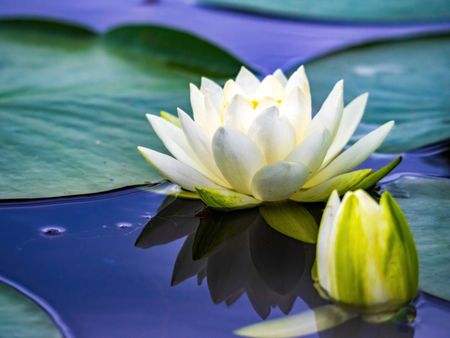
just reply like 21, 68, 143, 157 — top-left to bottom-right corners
135, 196, 415, 337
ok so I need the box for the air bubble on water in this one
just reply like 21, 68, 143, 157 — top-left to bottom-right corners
40, 226, 66, 237
141, 212, 153, 220
116, 222, 133, 229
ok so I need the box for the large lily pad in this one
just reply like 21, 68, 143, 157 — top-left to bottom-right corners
198, 0, 450, 22
306, 35, 450, 153
382, 176, 450, 301
0, 279, 62, 338
0, 19, 242, 199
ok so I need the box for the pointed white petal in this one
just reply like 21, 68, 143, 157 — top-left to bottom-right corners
247, 106, 297, 164
251, 161, 309, 201
200, 77, 223, 111
190, 83, 220, 135
235, 66, 260, 95
285, 65, 310, 96
286, 129, 331, 175
304, 121, 395, 188
212, 127, 264, 194
280, 87, 311, 142
272, 69, 287, 86
223, 94, 254, 133
255, 75, 285, 100
200, 77, 223, 118
138, 147, 219, 191
146, 114, 202, 172
177, 108, 231, 188
323, 93, 368, 166
305, 80, 343, 140
316, 191, 340, 294
222, 79, 245, 105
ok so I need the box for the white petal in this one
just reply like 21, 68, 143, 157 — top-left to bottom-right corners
250, 161, 309, 201
285, 65, 310, 96
247, 106, 297, 164
200, 77, 222, 111
190, 83, 220, 135
305, 80, 343, 140
212, 127, 264, 194
286, 129, 332, 174
223, 94, 254, 133
137, 147, 219, 191
235, 66, 260, 96
322, 93, 368, 166
272, 69, 287, 86
280, 87, 311, 142
255, 75, 285, 100
177, 108, 231, 188
146, 114, 202, 172
317, 190, 340, 294
304, 121, 395, 188
222, 79, 245, 105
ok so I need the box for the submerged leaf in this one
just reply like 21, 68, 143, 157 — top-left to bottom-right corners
259, 202, 318, 243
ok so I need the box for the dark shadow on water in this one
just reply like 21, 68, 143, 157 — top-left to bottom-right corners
136, 196, 416, 337
136, 196, 326, 318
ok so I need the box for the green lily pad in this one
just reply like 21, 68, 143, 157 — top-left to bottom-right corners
0, 279, 62, 338
0, 19, 242, 199
306, 35, 450, 153
382, 176, 450, 301
198, 0, 450, 22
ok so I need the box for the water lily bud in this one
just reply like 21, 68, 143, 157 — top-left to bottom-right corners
138, 66, 397, 210
316, 190, 418, 313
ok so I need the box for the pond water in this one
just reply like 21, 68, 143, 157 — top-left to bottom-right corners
0, 148, 449, 338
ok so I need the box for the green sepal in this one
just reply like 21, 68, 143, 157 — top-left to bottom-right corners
379, 191, 419, 299
172, 189, 200, 200
195, 187, 262, 211
290, 169, 371, 202
160, 111, 181, 127
355, 157, 402, 190
259, 202, 318, 243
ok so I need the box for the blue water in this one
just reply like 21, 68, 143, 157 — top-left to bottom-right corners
0, 148, 449, 338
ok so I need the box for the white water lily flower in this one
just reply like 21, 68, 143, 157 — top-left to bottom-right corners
138, 66, 395, 209
316, 189, 418, 313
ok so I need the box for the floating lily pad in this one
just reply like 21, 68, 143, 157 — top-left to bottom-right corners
0, 19, 242, 199
382, 176, 450, 301
0, 279, 62, 338
306, 35, 450, 153
198, 0, 450, 22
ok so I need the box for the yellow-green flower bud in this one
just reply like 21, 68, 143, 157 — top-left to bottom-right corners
316, 189, 418, 314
